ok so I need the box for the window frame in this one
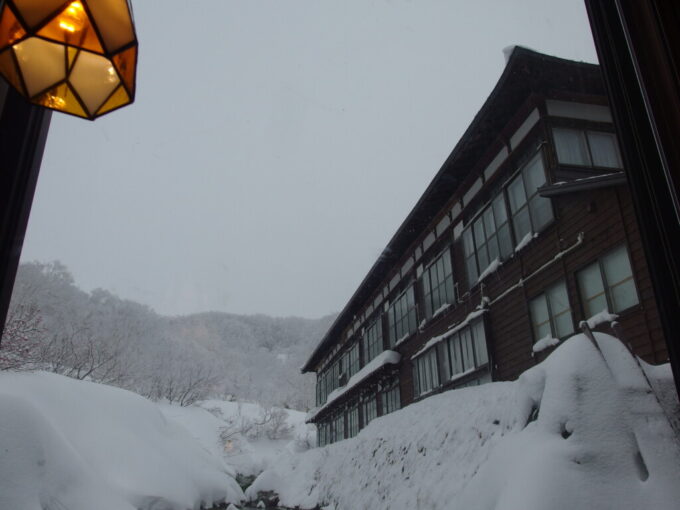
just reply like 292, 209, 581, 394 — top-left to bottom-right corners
577, 245, 639, 317
528, 279, 574, 343
552, 126, 623, 170
387, 284, 418, 346
421, 247, 455, 319
362, 317, 383, 364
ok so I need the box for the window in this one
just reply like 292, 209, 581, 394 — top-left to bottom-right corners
317, 421, 329, 447
347, 404, 359, 438
553, 128, 622, 168
346, 342, 360, 378
507, 153, 553, 243
363, 319, 383, 364
388, 286, 417, 345
438, 320, 489, 384
414, 347, 440, 397
362, 394, 377, 426
381, 383, 401, 415
577, 245, 639, 317
422, 249, 455, 318
463, 193, 516, 287
333, 413, 345, 442
529, 280, 574, 342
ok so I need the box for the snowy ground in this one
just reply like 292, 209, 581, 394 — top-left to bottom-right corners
159, 399, 315, 477
247, 333, 680, 510
0, 371, 245, 510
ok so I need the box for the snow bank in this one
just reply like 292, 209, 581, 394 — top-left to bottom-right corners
0, 371, 244, 510
247, 333, 680, 510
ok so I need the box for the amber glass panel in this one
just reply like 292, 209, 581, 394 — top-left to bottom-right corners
67, 45, 78, 70
86, 0, 135, 53
96, 83, 129, 116
69, 49, 119, 115
11, 0, 66, 29
36, 81, 87, 117
112, 45, 135, 94
0, 5, 26, 51
37, 4, 104, 55
13, 37, 66, 97
0, 48, 25, 94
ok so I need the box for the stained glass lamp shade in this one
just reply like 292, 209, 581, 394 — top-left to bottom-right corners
0, 0, 137, 119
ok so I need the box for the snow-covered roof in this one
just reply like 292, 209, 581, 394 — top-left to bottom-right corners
306, 350, 401, 422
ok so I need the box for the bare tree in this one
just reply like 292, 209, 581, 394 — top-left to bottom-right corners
0, 303, 44, 370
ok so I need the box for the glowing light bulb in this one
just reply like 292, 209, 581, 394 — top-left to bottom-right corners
58, 2, 86, 34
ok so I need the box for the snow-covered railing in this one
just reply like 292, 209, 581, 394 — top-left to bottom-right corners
306, 350, 401, 422
489, 232, 584, 307
411, 308, 487, 360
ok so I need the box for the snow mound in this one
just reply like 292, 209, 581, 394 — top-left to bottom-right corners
0, 371, 244, 510
161, 399, 315, 476
247, 333, 680, 510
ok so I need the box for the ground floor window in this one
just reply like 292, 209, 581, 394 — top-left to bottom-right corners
332, 413, 345, 442
577, 245, 638, 317
348, 404, 359, 438
381, 383, 401, 415
362, 394, 377, 426
414, 347, 440, 397
529, 279, 573, 342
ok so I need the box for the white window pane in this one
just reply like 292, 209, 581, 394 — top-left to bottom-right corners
547, 281, 570, 315
512, 207, 532, 242
611, 279, 639, 312
474, 217, 486, 245
529, 294, 550, 329
484, 208, 496, 236
508, 174, 527, 213
602, 246, 634, 286
463, 229, 475, 257
449, 335, 463, 375
460, 329, 475, 371
498, 224, 513, 259
524, 155, 546, 195
529, 195, 553, 231
493, 195, 508, 224
554, 128, 590, 165
588, 132, 621, 168
466, 257, 478, 286
578, 263, 605, 301
472, 320, 488, 365
553, 311, 574, 338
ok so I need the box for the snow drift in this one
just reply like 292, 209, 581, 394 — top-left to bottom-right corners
247, 333, 680, 510
0, 371, 244, 510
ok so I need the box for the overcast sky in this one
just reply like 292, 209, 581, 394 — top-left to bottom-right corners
21, 0, 598, 319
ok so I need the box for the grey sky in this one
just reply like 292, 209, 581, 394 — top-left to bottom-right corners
21, 0, 598, 318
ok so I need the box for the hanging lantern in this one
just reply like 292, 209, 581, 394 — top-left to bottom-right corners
0, 0, 137, 120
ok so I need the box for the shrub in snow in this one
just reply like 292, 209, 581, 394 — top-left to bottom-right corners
247, 333, 680, 510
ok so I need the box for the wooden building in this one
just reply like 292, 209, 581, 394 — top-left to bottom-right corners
301, 47, 668, 447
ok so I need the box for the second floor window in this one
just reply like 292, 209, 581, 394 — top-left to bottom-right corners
439, 320, 489, 382
422, 249, 455, 319
529, 280, 574, 342
388, 286, 417, 345
577, 245, 639, 317
346, 342, 360, 378
553, 127, 622, 169
363, 319, 383, 363
507, 153, 553, 243
381, 383, 401, 415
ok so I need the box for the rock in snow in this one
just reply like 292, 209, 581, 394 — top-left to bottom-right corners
248, 333, 680, 510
